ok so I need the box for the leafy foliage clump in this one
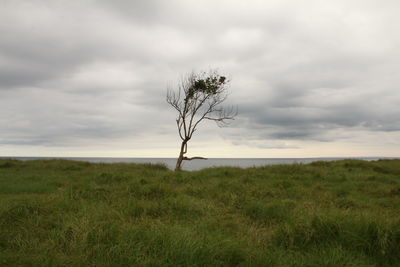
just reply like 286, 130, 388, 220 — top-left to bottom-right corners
187, 76, 227, 99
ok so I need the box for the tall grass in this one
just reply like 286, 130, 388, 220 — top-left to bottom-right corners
0, 159, 399, 266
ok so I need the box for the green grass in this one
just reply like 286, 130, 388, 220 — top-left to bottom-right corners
0, 158, 400, 266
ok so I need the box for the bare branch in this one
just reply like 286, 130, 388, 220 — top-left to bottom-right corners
176, 118, 184, 140
182, 156, 207, 160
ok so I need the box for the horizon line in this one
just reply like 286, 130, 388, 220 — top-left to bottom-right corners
2, 156, 399, 159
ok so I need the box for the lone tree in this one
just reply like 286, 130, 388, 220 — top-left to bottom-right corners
167, 70, 237, 171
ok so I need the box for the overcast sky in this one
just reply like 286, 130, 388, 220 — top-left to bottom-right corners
1, 0, 399, 158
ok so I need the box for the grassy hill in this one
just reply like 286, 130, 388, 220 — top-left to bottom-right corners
1, 159, 400, 266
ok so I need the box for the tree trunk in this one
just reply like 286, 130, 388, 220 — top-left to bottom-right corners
175, 140, 187, 171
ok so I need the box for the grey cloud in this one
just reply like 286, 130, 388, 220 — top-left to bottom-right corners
97, 0, 172, 24
237, 97, 399, 142
0, 0, 399, 154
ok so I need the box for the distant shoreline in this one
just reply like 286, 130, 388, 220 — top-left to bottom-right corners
1, 156, 399, 171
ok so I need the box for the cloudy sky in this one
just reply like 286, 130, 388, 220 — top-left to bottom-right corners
1, 0, 399, 158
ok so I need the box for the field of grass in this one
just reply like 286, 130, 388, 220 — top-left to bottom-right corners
0, 159, 400, 266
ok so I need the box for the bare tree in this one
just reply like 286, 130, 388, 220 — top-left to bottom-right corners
167, 70, 237, 171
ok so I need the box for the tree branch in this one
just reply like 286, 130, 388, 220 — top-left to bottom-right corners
182, 156, 207, 160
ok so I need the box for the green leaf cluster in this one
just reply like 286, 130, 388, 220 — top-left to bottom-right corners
187, 75, 226, 99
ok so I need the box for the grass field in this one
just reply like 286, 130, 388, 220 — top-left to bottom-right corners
0, 159, 400, 266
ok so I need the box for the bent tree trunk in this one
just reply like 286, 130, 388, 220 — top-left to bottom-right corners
175, 141, 186, 171
175, 139, 207, 171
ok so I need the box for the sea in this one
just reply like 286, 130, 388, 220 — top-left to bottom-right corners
2, 156, 396, 171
